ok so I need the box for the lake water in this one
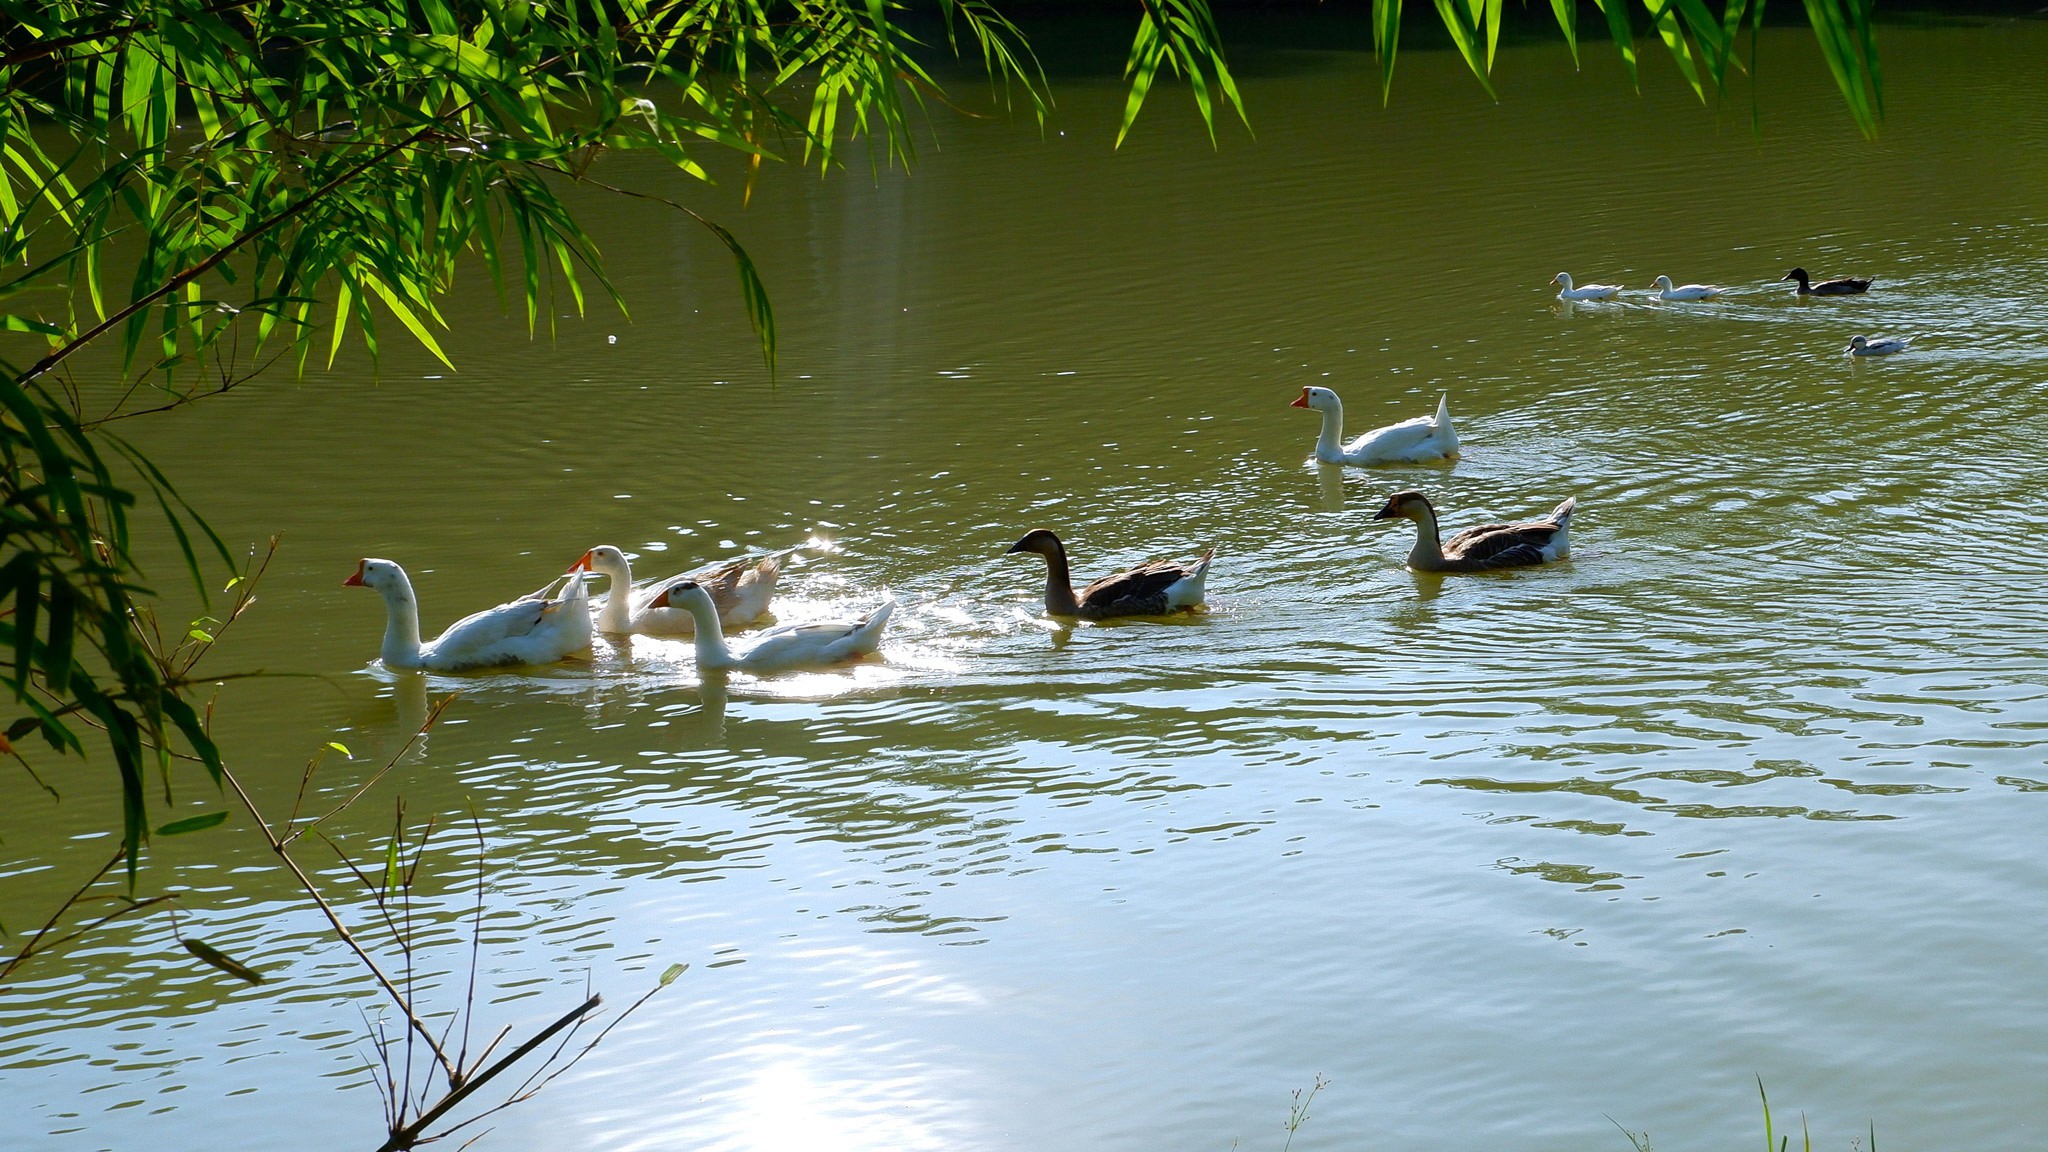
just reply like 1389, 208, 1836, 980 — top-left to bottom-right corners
6, 11, 2048, 1152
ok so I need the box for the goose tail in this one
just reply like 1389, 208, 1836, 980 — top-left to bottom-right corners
1548, 496, 1579, 528
1434, 393, 1459, 453
853, 598, 897, 650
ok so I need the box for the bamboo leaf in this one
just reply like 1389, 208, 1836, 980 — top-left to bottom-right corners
1550, 0, 1581, 68
1648, 0, 1706, 103
158, 811, 229, 836
1373, 0, 1404, 102
1593, 0, 1640, 88
1429, 0, 1498, 98
183, 938, 265, 984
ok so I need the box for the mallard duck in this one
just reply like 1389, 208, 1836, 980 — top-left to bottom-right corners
569, 545, 779, 635
1845, 334, 1911, 356
1005, 529, 1213, 619
1371, 491, 1576, 573
344, 558, 592, 670
646, 581, 893, 672
1782, 267, 1872, 295
1292, 387, 1458, 465
1553, 272, 1621, 301
1650, 275, 1724, 301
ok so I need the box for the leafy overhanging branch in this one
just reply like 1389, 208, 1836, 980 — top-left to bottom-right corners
1364, 0, 1882, 140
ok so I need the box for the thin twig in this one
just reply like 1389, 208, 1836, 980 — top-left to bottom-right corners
281, 696, 455, 848
373, 994, 602, 1152
216, 760, 462, 1086
0, 846, 126, 980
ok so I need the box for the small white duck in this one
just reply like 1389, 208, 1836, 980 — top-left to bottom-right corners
1291, 387, 1459, 465
1845, 334, 1911, 356
647, 581, 893, 673
1649, 275, 1724, 301
1552, 272, 1621, 301
569, 545, 779, 635
344, 558, 592, 671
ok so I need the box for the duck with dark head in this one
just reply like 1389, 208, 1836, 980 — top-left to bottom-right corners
1782, 267, 1872, 295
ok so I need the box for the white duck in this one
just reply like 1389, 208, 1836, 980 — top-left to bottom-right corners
1845, 334, 1911, 356
647, 581, 894, 673
1650, 275, 1724, 301
569, 545, 779, 635
1552, 272, 1621, 301
344, 558, 592, 671
1291, 387, 1459, 465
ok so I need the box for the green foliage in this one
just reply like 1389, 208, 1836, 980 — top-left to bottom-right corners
0, 0, 1884, 908
1367, 0, 1882, 139
0, 0, 1052, 889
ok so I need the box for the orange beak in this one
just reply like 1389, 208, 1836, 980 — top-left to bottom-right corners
646, 586, 673, 609
342, 559, 366, 587
569, 549, 596, 574
1290, 388, 1310, 409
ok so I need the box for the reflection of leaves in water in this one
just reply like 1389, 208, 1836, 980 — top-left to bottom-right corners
843, 903, 1003, 944
1493, 857, 1631, 892
1996, 776, 2048, 793
1530, 819, 1647, 838
1426, 774, 1662, 806
1818, 778, 1966, 797
1645, 803, 1896, 822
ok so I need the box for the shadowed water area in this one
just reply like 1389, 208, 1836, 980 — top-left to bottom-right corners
5, 11, 2048, 1151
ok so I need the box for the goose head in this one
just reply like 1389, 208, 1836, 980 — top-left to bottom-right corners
343, 558, 413, 601
1652, 275, 1675, 291
1005, 528, 1066, 559
646, 580, 713, 612
570, 544, 628, 576
1781, 267, 1810, 285
1552, 272, 1574, 290
1291, 386, 1340, 412
1846, 335, 1869, 353
1371, 490, 1435, 523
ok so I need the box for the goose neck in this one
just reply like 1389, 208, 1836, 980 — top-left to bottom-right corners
681, 596, 738, 670
379, 572, 425, 668
1405, 504, 1447, 569
1314, 400, 1345, 457
1040, 544, 1082, 617
595, 554, 635, 631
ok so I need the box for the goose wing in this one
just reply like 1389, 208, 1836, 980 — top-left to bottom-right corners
1438, 523, 1555, 566
1343, 415, 1437, 460
424, 576, 590, 667
1077, 555, 1207, 616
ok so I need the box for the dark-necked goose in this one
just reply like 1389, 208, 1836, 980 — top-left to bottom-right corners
1372, 491, 1576, 574
1005, 529, 1213, 619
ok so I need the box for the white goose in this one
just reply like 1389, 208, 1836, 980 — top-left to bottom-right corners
1291, 387, 1459, 465
647, 581, 893, 673
1552, 272, 1621, 301
344, 558, 592, 671
569, 545, 779, 635
1650, 275, 1724, 301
